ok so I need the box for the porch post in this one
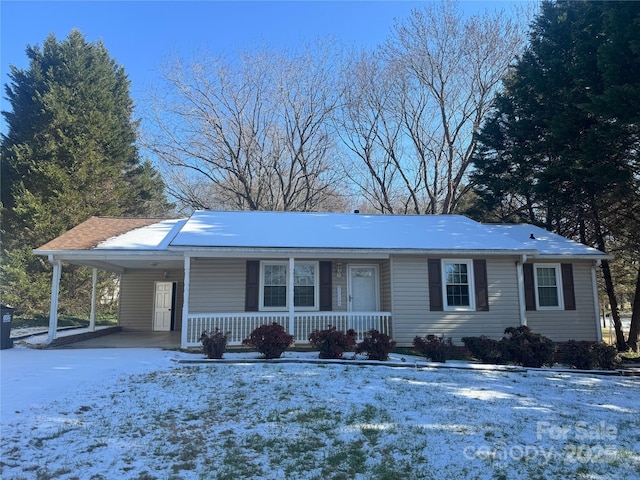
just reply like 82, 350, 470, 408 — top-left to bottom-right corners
89, 267, 98, 331
46, 256, 62, 344
288, 257, 295, 338
181, 255, 191, 349
516, 255, 527, 326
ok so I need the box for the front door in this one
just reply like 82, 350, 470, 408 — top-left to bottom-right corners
348, 265, 379, 312
153, 282, 174, 331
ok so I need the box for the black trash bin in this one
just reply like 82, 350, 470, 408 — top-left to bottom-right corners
1, 305, 14, 349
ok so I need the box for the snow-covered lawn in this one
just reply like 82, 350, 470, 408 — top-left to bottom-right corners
1, 347, 639, 480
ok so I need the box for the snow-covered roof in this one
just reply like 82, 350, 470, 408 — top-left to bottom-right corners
168, 211, 606, 257
96, 219, 187, 250
36, 211, 608, 259
485, 224, 606, 257
169, 211, 525, 251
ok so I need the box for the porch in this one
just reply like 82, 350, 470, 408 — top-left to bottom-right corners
185, 311, 392, 347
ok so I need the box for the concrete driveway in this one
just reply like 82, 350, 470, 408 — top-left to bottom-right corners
18, 327, 182, 349
55, 330, 182, 349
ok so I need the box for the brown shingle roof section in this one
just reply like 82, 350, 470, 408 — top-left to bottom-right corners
36, 217, 166, 251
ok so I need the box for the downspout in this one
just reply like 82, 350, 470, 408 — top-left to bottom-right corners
89, 267, 98, 331
516, 255, 527, 327
288, 257, 295, 340
46, 256, 62, 345
181, 255, 191, 349
592, 260, 603, 342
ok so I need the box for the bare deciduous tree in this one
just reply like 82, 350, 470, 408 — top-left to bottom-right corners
337, 1, 528, 214
144, 45, 347, 213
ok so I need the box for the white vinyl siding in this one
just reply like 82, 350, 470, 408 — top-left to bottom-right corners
390, 256, 599, 346
527, 262, 598, 342
119, 269, 183, 332
391, 256, 519, 346
189, 258, 246, 313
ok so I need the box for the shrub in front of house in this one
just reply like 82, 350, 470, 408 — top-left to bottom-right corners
562, 340, 594, 369
242, 323, 294, 359
200, 328, 229, 359
413, 334, 448, 362
461, 335, 504, 364
308, 326, 357, 359
589, 342, 621, 370
500, 326, 555, 368
355, 329, 396, 361
562, 340, 621, 370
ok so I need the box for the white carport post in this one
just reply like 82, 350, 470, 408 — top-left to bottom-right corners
46, 256, 63, 344
89, 267, 98, 331
288, 257, 295, 338
181, 255, 191, 349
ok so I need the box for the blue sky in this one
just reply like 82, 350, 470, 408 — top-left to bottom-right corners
1, 0, 516, 134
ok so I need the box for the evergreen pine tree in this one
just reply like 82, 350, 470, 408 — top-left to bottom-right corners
1, 30, 172, 314
469, 1, 640, 350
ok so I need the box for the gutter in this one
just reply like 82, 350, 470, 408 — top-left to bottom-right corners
166, 246, 541, 258
33, 249, 184, 260
531, 254, 612, 261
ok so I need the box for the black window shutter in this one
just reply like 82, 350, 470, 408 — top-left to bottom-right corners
319, 261, 332, 311
561, 263, 576, 310
473, 259, 489, 311
428, 259, 443, 311
523, 263, 536, 311
245, 260, 260, 312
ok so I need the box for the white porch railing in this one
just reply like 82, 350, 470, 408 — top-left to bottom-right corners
186, 312, 392, 347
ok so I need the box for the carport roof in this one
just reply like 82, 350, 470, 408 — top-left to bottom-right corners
36, 217, 170, 251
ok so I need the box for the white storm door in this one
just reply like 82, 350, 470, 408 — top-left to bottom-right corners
153, 282, 173, 331
348, 265, 379, 312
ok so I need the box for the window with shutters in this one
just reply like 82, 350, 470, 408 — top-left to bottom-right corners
442, 260, 476, 311
259, 261, 319, 311
534, 264, 563, 310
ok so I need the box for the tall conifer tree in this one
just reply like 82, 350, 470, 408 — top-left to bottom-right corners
1, 30, 171, 314
470, 1, 640, 350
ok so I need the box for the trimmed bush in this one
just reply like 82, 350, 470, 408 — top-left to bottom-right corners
563, 340, 594, 370
563, 340, 621, 370
413, 335, 448, 362
590, 342, 621, 370
242, 323, 294, 359
501, 326, 555, 368
308, 326, 357, 359
200, 328, 229, 359
355, 329, 396, 361
462, 335, 504, 364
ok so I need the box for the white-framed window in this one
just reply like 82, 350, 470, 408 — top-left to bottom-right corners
534, 263, 563, 310
442, 259, 475, 311
259, 261, 319, 311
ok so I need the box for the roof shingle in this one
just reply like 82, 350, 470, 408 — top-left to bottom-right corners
36, 217, 166, 251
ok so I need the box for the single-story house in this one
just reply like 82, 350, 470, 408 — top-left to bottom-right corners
34, 211, 608, 349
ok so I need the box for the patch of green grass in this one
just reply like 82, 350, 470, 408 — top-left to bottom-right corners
32, 427, 76, 448
85, 441, 108, 453
322, 440, 368, 477
12, 313, 117, 329
214, 445, 263, 480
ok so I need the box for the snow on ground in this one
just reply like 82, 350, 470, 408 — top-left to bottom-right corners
1, 346, 639, 480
